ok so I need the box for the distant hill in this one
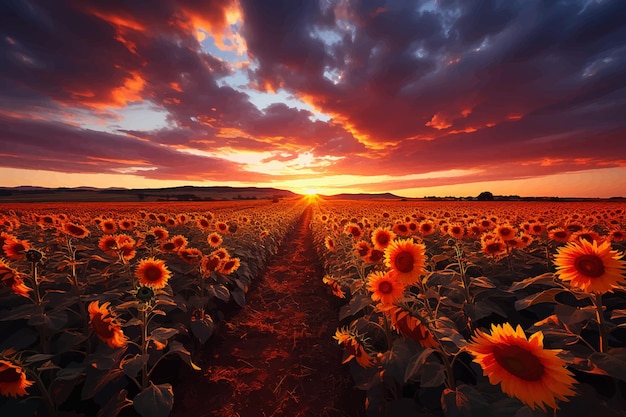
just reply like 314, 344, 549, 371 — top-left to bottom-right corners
0, 186, 298, 203
321, 192, 403, 200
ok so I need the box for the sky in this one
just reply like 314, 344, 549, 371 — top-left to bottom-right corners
1, 0, 625, 198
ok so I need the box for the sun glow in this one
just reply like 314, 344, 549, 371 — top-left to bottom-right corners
305, 189, 318, 196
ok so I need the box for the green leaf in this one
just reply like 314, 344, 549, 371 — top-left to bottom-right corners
190, 314, 214, 344
419, 362, 446, 388
168, 341, 201, 371
404, 348, 436, 383
133, 382, 174, 417
441, 387, 471, 417
587, 348, 626, 382
514, 288, 566, 310
97, 388, 132, 417
150, 327, 178, 343
509, 273, 557, 291
231, 288, 246, 307
209, 284, 230, 302
121, 354, 149, 378
82, 366, 125, 400
24, 353, 55, 364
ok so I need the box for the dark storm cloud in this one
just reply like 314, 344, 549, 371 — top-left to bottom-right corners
0, 0, 625, 189
241, 0, 626, 173
0, 114, 271, 182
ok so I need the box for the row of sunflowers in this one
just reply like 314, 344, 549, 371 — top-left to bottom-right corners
0, 199, 307, 416
311, 200, 626, 417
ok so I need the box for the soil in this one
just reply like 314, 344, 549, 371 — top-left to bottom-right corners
169, 206, 366, 417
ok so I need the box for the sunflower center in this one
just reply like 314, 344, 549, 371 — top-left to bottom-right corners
574, 254, 605, 278
69, 225, 85, 235
395, 251, 414, 273
493, 344, 544, 381
377, 234, 390, 245
378, 280, 393, 295
0, 365, 21, 383
143, 265, 163, 282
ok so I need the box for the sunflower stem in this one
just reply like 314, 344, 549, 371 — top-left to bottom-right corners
594, 293, 608, 353
29, 368, 56, 416
140, 304, 150, 389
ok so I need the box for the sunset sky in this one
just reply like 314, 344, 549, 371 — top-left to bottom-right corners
1, 0, 625, 197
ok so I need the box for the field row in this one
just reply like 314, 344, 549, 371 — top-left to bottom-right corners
0, 199, 307, 416
310, 200, 626, 417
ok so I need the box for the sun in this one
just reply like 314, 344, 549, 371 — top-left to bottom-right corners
305, 189, 318, 196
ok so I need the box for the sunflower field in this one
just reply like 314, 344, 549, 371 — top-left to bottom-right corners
0, 199, 307, 416
1, 198, 626, 417
311, 200, 626, 417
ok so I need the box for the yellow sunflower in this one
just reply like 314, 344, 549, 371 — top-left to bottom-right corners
0, 359, 34, 397
333, 328, 374, 368
135, 258, 171, 289
366, 271, 405, 305
553, 239, 626, 293
384, 238, 426, 285
466, 323, 577, 411
380, 304, 437, 348
371, 227, 396, 250
88, 301, 128, 348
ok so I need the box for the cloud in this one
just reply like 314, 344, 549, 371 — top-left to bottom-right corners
0, 0, 625, 194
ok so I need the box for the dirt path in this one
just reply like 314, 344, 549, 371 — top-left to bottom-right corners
170, 205, 366, 417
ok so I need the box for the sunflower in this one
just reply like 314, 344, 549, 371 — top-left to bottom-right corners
116, 236, 136, 262
392, 222, 411, 237
495, 224, 517, 241
135, 258, 171, 289
366, 271, 404, 305
98, 235, 118, 255
211, 248, 230, 260
160, 240, 177, 253
380, 305, 437, 348
384, 238, 426, 285
418, 221, 435, 236
100, 219, 118, 234
201, 254, 222, 276
0, 260, 31, 297
569, 230, 603, 245
549, 228, 570, 243
0, 359, 34, 397
219, 257, 240, 275
197, 217, 211, 230
179, 247, 203, 264
118, 219, 135, 231
448, 224, 465, 240
354, 240, 371, 259
608, 229, 626, 242
481, 237, 507, 259
466, 323, 577, 411
3, 238, 30, 261
333, 328, 374, 368
553, 239, 626, 293
36, 215, 57, 229
322, 275, 345, 298
528, 223, 545, 236
207, 232, 223, 248
371, 227, 396, 250
170, 235, 188, 250
61, 222, 90, 239
88, 301, 128, 348
366, 248, 384, 263
344, 223, 363, 240
215, 221, 229, 233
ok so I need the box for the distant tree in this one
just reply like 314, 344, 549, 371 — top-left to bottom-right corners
137, 192, 145, 201
477, 191, 494, 201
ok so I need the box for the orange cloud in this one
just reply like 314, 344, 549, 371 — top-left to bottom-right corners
426, 112, 452, 130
